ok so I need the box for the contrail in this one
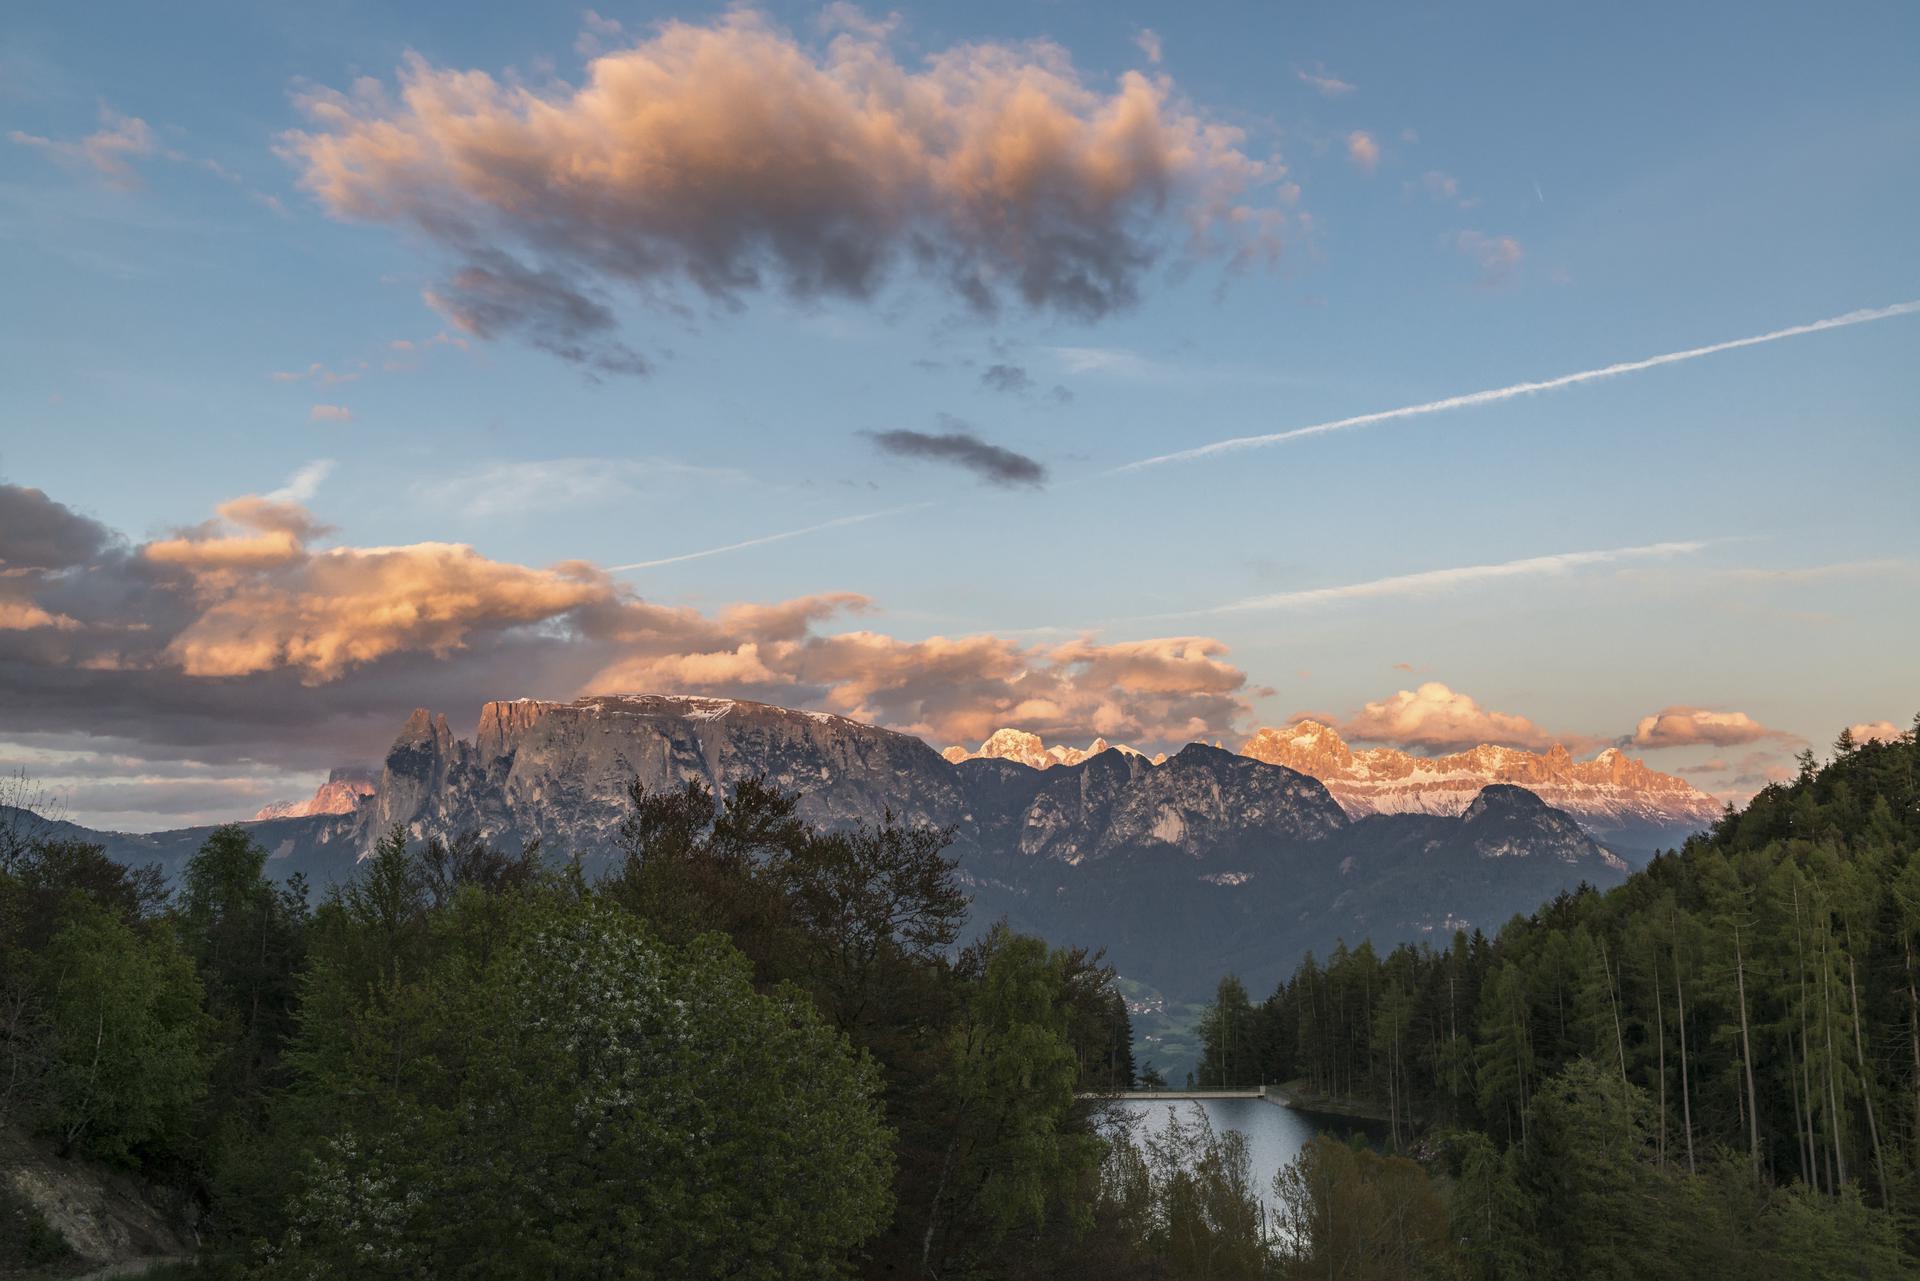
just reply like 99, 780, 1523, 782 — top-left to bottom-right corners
1112, 300, 1920, 473
609, 505, 920, 572
1125, 540, 1708, 621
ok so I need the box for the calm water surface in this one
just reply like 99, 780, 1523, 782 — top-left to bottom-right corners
1111, 1097, 1373, 1209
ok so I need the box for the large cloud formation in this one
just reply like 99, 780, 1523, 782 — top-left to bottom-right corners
1627, 706, 1794, 750
0, 481, 1254, 823
1337, 681, 1590, 754
281, 10, 1286, 370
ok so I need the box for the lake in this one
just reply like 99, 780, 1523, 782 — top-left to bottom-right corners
1109, 1095, 1377, 1209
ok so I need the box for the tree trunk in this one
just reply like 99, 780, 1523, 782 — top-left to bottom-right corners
1846, 947, 1889, 1196
1653, 951, 1667, 1171
1733, 922, 1760, 1179
1673, 929, 1696, 1175
1601, 938, 1630, 1101
1819, 928, 1847, 1187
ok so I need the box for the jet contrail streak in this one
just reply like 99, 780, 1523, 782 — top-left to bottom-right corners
1112, 300, 1920, 473
1123, 540, 1710, 622
609, 506, 920, 571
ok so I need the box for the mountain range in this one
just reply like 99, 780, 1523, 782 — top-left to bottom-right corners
948, 718, 1721, 858
29, 693, 1669, 1000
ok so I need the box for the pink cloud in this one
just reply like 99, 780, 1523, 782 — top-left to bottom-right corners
1847, 719, 1905, 744
1627, 706, 1795, 750
1337, 681, 1593, 753
280, 9, 1288, 375
310, 404, 354, 423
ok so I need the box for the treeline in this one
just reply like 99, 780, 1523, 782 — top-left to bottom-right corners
1191, 720, 1920, 1277
1, 777, 1146, 1279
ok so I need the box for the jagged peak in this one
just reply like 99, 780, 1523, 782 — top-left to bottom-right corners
943, 727, 1161, 770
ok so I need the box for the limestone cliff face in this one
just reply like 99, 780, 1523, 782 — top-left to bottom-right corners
251, 766, 376, 821
362, 694, 967, 853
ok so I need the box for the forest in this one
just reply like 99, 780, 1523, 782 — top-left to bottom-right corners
1191, 719, 1920, 1277
4, 719, 1918, 1278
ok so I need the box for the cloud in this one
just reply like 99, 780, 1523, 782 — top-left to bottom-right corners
8, 106, 157, 189
0, 480, 1255, 824
281, 10, 1286, 368
1346, 131, 1379, 173
269, 460, 337, 505
0, 484, 112, 571
1627, 707, 1796, 750
1453, 230, 1523, 285
413, 457, 740, 517
1113, 299, 1920, 471
309, 404, 354, 423
1137, 541, 1706, 619
271, 362, 360, 385
1847, 720, 1905, 744
1338, 681, 1583, 754
1408, 169, 1472, 207
868, 421, 1047, 487
980, 363, 1034, 394
1296, 67, 1355, 97
585, 629, 1253, 746
423, 250, 652, 378
575, 8, 626, 58
1134, 28, 1163, 64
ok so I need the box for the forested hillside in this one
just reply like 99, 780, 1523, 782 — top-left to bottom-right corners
1191, 719, 1920, 1276
6, 720, 1917, 1279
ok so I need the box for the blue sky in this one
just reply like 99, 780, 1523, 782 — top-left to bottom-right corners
2, 1, 1916, 828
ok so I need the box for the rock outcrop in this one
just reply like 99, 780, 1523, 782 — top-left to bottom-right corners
252, 766, 376, 821
1239, 719, 1721, 854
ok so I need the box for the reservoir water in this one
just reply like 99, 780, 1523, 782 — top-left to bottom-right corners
1109, 1096, 1376, 1209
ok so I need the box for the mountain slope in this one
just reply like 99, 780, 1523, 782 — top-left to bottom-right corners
39, 694, 1629, 1000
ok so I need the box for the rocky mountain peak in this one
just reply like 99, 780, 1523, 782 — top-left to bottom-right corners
942, 728, 1167, 770
1237, 717, 1720, 852
251, 766, 377, 822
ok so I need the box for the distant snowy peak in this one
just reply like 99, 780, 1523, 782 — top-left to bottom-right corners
1239, 720, 1722, 845
252, 767, 377, 821
942, 728, 1169, 770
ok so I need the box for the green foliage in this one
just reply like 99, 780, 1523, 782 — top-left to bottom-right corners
921, 926, 1105, 1271
1102, 1106, 1267, 1280
1237, 718, 1920, 1277
38, 906, 208, 1166
274, 893, 894, 1279
1196, 975, 1259, 1090
1271, 1133, 1454, 1281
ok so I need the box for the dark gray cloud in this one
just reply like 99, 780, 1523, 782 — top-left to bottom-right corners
980, 363, 1033, 394
867, 421, 1046, 488
0, 484, 113, 570
425, 251, 652, 378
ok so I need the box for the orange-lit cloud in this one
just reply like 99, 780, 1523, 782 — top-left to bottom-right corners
10, 480, 1252, 751
1847, 720, 1905, 744
1627, 706, 1794, 749
281, 10, 1288, 371
1338, 681, 1589, 753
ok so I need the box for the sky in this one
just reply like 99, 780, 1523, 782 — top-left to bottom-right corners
2, 0, 1916, 830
